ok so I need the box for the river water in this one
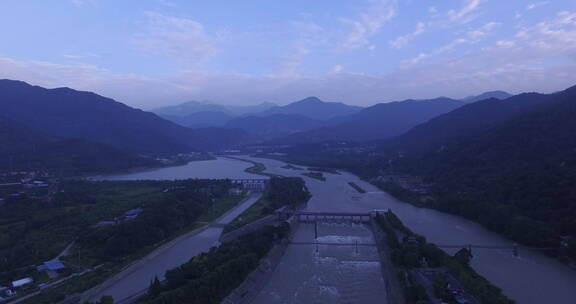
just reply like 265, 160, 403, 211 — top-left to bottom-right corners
88, 192, 263, 302
235, 156, 576, 304
96, 156, 576, 304
252, 223, 387, 304
94, 157, 261, 180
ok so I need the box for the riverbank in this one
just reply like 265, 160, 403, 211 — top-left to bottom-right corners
84, 192, 263, 303
222, 156, 282, 178
83, 154, 216, 181
11, 184, 249, 304
233, 155, 576, 304
376, 210, 511, 304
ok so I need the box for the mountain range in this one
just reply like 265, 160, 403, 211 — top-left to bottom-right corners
273, 84, 576, 256
0, 78, 520, 174
461, 90, 512, 103
380, 92, 552, 155
153, 100, 276, 117
0, 114, 156, 173
0, 80, 250, 156
273, 97, 466, 144
370, 84, 576, 251
154, 92, 515, 145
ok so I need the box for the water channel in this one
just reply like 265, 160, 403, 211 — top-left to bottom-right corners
95, 156, 576, 304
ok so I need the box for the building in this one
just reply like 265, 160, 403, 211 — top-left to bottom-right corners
232, 179, 267, 192
37, 259, 66, 279
11, 278, 33, 289
37, 259, 66, 272
124, 208, 143, 220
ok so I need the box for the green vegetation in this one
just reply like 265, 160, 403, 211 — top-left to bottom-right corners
373, 180, 425, 206
73, 180, 237, 264
138, 224, 289, 304
0, 179, 244, 302
225, 156, 281, 178
245, 162, 266, 175
281, 164, 303, 170
224, 177, 310, 233
348, 182, 366, 193
307, 167, 340, 174
372, 89, 576, 262
302, 172, 325, 181
376, 210, 513, 304
20, 266, 118, 304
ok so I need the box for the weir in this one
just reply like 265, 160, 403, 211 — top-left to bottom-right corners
277, 210, 374, 223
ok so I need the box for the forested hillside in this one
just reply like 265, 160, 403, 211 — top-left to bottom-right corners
0, 115, 156, 174
382, 85, 576, 257
275, 97, 464, 144
0, 80, 250, 154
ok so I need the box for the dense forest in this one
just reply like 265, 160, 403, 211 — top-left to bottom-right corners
384, 88, 576, 259
377, 211, 512, 304
225, 177, 310, 233
0, 115, 158, 175
138, 225, 289, 304
280, 86, 576, 262
0, 179, 237, 284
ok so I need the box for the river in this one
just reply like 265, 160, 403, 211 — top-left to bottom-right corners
235, 156, 576, 304
94, 156, 576, 304
94, 157, 261, 180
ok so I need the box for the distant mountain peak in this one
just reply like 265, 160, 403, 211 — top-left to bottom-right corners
296, 96, 323, 104
263, 96, 361, 120
463, 90, 512, 103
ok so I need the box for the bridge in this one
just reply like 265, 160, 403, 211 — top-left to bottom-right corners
277, 211, 373, 223
290, 241, 377, 247
230, 179, 267, 191
435, 243, 558, 257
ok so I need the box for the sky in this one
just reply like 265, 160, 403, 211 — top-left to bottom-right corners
0, 0, 575, 109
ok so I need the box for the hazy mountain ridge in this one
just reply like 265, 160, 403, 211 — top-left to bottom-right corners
0, 80, 250, 154
380, 92, 552, 154
273, 97, 465, 144
161, 111, 234, 128
259, 96, 362, 120
225, 114, 324, 140
462, 90, 512, 103
0, 114, 156, 173
153, 100, 276, 117
378, 84, 576, 249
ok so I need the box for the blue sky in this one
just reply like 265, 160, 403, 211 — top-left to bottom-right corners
1, 0, 575, 108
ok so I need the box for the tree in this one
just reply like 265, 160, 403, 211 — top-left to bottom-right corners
454, 248, 473, 266
148, 276, 163, 297
94, 296, 114, 304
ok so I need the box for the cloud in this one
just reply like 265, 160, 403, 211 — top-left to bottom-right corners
69, 0, 99, 7
390, 22, 426, 49
447, 0, 485, 24
495, 40, 515, 48
0, 55, 190, 109
156, 0, 176, 7
330, 65, 344, 74
401, 52, 429, 68
435, 22, 500, 54
133, 12, 223, 64
274, 21, 326, 78
61, 53, 102, 59
466, 21, 500, 39
2, 11, 575, 108
526, 1, 550, 10
339, 0, 398, 50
